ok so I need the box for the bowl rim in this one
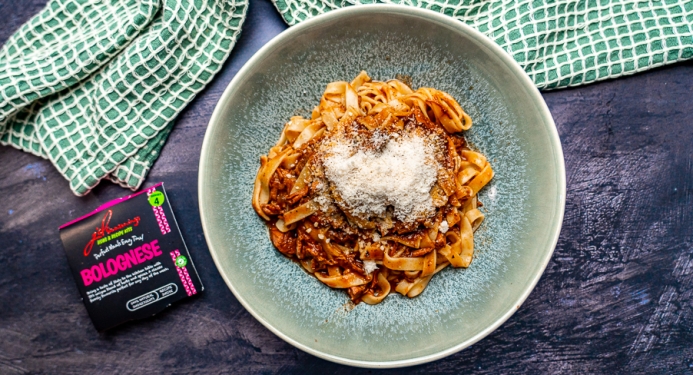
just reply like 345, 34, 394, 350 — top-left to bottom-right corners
199, 4, 566, 368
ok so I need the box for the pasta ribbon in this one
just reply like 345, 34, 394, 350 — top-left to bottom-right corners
283, 201, 318, 225
290, 162, 312, 195
421, 250, 437, 277
315, 271, 369, 288
361, 272, 391, 305
284, 116, 311, 142
467, 163, 494, 197
461, 150, 487, 169
293, 121, 325, 149
252, 148, 291, 220
465, 208, 485, 232
384, 251, 425, 271
441, 217, 475, 268
407, 262, 450, 298
395, 279, 415, 295
382, 231, 435, 249
402, 88, 471, 133
275, 218, 294, 233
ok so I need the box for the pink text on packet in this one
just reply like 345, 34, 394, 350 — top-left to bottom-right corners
80, 239, 163, 286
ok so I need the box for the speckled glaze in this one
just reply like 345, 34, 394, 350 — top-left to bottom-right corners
199, 5, 565, 368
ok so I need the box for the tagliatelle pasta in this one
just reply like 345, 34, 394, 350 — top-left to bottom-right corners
252, 71, 493, 305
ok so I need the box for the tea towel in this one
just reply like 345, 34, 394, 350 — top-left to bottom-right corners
271, 0, 693, 90
0, 0, 248, 195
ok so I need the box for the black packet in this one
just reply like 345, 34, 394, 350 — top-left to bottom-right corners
59, 182, 203, 331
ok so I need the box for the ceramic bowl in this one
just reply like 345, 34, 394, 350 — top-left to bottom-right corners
199, 4, 565, 368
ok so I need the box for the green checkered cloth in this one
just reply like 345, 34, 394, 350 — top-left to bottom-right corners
0, 0, 247, 195
272, 0, 693, 90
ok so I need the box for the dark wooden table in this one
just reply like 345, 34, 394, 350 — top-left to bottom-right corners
2, 0, 692, 373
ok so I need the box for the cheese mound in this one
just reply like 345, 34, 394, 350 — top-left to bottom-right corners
323, 134, 438, 223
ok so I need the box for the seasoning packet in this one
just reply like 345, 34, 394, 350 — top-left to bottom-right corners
59, 182, 203, 331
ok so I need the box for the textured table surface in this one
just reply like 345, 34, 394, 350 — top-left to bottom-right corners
1, 0, 692, 374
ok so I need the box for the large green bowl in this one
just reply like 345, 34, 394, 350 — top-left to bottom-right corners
199, 4, 565, 368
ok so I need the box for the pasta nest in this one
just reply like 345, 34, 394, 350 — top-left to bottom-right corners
252, 71, 493, 305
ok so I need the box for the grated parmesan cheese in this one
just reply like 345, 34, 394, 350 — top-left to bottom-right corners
313, 194, 331, 212
363, 260, 378, 275
372, 232, 381, 242
439, 220, 449, 233
322, 135, 438, 223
